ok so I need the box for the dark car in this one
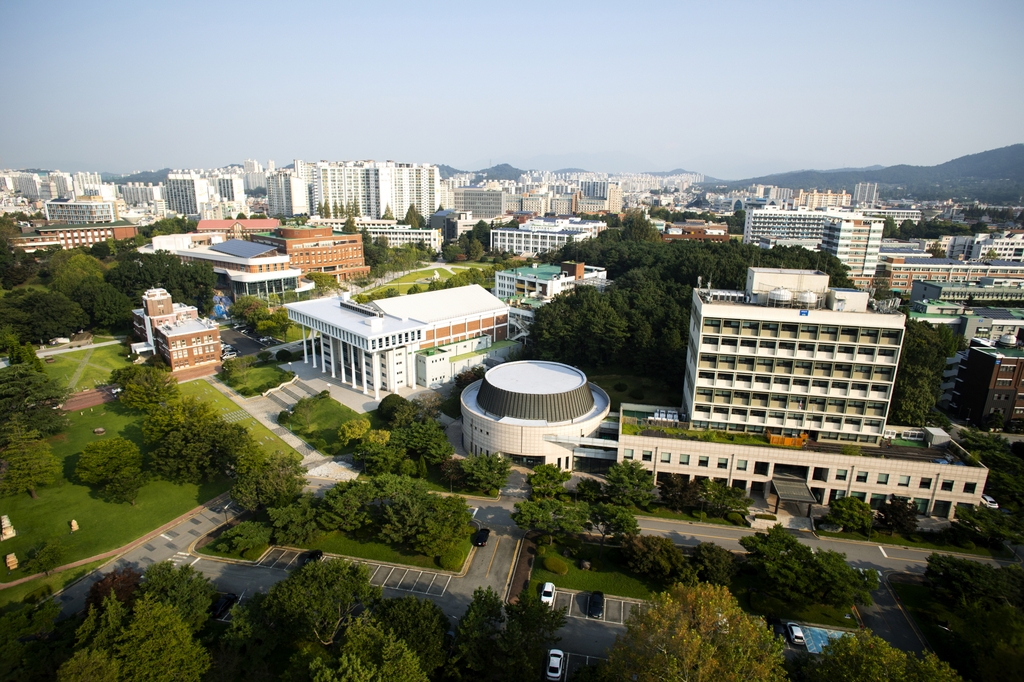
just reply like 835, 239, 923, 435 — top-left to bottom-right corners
302, 549, 324, 565
211, 593, 238, 619
473, 528, 491, 547
588, 591, 605, 619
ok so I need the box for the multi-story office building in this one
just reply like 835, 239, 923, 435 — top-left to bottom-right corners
967, 232, 1024, 261
662, 221, 729, 243
44, 197, 119, 224
820, 213, 884, 286
196, 217, 282, 238
454, 187, 506, 219
864, 208, 922, 225
285, 285, 510, 399
793, 189, 851, 209
266, 170, 309, 217
430, 209, 479, 243
142, 234, 311, 300
758, 236, 821, 251
494, 262, 609, 301
742, 206, 830, 244
250, 226, 369, 282
490, 217, 603, 255
951, 340, 1024, 429
909, 278, 1024, 306
853, 183, 879, 207
130, 288, 221, 380
878, 257, 1024, 293
615, 402, 985, 518
307, 160, 441, 221
10, 222, 138, 251
684, 268, 905, 445
909, 300, 1024, 343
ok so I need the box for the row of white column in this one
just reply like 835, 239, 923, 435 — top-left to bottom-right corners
300, 325, 380, 401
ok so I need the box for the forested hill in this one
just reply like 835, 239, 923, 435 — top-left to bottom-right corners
101, 168, 171, 184
707, 144, 1024, 203
528, 230, 852, 381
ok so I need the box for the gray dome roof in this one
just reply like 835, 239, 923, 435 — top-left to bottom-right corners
476, 361, 595, 422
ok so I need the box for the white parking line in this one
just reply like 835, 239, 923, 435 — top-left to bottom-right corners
879, 546, 889, 558
423, 573, 437, 593
160, 533, 174, 541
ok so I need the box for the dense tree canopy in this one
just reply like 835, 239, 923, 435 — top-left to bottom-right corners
532, 236, 852, 379
590, 583, 786, 682
105, 251, 216, 313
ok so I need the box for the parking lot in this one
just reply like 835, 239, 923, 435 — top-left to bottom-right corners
552, 589, 642, 625
219, 327, 268, 357
565, 652, 605, 678
255, 549, 452, 596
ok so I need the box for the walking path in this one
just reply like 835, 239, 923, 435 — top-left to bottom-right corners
37, 339, 124, 358
0, 493, 229, 590
201, 377, 358, 480
65, 348, 95, 388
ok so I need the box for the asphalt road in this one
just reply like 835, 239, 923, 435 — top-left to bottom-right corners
53, 484, 1019, 667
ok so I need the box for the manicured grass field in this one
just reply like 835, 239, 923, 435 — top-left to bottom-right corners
529, 541, 657, 600
588, 373, 682, 412
729, 570, 856, 627
816, 529, 1007, 558
299, 527, 474, 571
220, 363, 293, 395
0, 560, 106, 612
179, 380, 304, 459
42, 344, 133, 391
1, 398, 229, 583
285, 394, 385, 454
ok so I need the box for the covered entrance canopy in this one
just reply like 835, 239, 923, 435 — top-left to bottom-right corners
769, 476, 818, 515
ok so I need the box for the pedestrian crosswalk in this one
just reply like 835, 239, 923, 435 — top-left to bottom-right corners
170, 551, 198, 567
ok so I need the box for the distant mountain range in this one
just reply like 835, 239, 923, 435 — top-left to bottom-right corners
101, 168, 171, 184
705, 145, 1024, 203
438, 163, 526, 181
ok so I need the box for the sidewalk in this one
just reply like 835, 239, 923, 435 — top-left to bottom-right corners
202, 377, 356, 479
0, 492, 229, 590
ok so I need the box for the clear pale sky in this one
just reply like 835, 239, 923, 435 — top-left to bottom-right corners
3, 0, 1022, 179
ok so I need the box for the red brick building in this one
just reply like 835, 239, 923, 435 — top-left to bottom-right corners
251, 226, 370, 282
130, 288, 221, 379
10, 221, 138, 252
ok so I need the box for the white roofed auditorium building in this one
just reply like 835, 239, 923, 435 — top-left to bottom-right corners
285, 285, 513, 399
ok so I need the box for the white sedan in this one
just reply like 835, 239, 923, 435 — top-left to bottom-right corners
540, 582, 555, 606
981, 494, 999, 509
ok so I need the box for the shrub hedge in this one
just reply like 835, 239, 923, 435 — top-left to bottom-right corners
543, 556, 569, 575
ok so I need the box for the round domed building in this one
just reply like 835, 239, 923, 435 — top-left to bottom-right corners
461, 361, 611, 469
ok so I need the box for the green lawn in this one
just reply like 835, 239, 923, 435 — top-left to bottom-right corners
588, 373, 682, 412
179, 380, 304, 460
635, 505, 733, 525
285, 395, 385, 455
1, 399, 229, 584
298, 527, 474, 571
42, 344, 133, 392
0, 560, 106, 612
529, 541, 658, 600
730, 569, 857, 627
220, 363, 294, 396
816, 529, 1008, 558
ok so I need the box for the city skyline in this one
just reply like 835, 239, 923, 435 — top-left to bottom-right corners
2, 0, 1022, 178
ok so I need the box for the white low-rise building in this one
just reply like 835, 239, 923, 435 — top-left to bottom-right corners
490, 217, 604, 255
